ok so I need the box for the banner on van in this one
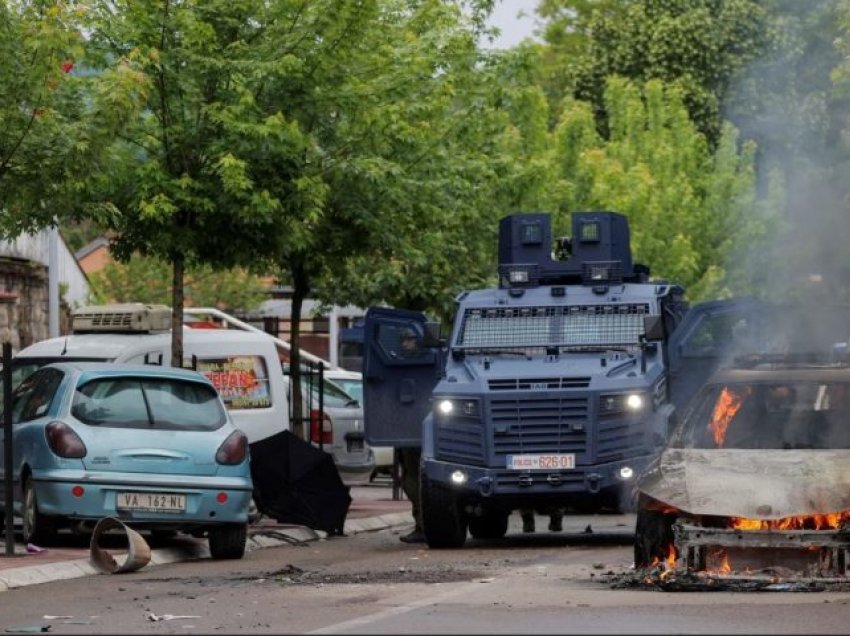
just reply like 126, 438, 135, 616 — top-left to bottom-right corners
190, 355, 272, 410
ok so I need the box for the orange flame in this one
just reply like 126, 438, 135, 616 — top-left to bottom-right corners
708, 386, 751, 447
730, 511, 850, 531
665, 544, 677, 569
718, 553, 732, 574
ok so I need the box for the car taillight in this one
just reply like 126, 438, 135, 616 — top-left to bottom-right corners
310, 410, 333, 444
45, 421, 87, 458
215, 430, 248, 465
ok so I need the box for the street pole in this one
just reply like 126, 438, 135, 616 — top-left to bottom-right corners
4, 342, 13, 556
329, 306, 339, 368
48, 225, 59, 338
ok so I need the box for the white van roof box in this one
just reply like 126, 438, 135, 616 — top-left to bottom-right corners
72, 303, 172, 334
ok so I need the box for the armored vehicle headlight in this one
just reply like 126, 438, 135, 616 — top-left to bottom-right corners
508, 269, 529, 284
435, 398, 480, 419
600, 392, 646, 414
626, 393, 644, 410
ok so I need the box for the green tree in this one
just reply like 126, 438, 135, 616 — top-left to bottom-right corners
548, 77, 782, 300
536, 0, 774, 146
0, 0, 144, 238
87, 255, 267, 311
87, 0, 288, 368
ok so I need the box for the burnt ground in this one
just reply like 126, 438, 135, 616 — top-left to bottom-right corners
608, 564, 850, 592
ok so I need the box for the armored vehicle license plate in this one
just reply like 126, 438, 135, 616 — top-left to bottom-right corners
506, 454, 575, 470
117, 492, 186, 512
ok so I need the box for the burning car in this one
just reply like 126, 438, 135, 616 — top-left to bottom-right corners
634, 354, 850, 582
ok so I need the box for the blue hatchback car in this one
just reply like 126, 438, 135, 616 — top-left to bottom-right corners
0, 362, 253, 559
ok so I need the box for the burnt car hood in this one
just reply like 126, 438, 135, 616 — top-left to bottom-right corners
639, 448, 850, 519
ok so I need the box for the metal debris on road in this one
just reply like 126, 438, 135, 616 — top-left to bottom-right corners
90, 517, 151, 574
147, 614, 202, 622
4, 627, 51, 634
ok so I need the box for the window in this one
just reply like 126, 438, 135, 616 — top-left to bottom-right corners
11, 368, 64, 424
681, 380, 850, 450
377, 324, 427, 360
191, 356, 272, 410
72, 377, 226, 431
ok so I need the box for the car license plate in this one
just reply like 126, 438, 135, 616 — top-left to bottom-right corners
506, 454, 575, 470
347, 437, 364, 452
117, 492, 186, 512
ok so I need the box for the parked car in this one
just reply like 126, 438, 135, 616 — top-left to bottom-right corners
634, 354, 850, 577
0, 362, 252, 559
286, 368, 375, 486
323, 368, 394, 480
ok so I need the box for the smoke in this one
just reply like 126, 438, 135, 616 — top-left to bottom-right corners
722, 1, 850, 307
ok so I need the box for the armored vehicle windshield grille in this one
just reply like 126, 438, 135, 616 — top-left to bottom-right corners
458, 304, 650, 349
490, 396, 588, 456
488, 377, 591, 391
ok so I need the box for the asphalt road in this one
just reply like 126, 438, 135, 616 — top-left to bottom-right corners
2, 504, 850, 635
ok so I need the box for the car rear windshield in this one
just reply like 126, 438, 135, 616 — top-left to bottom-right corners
680, 380, 850, 450
71, 377, 227, 431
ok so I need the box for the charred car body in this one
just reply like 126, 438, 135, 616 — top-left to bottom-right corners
364, 211, 689, 548
636, 350, 850, 580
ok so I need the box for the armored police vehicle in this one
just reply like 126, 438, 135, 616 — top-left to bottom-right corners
363, 211, 690, 548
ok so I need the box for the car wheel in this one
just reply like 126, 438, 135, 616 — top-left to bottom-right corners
22, 478, 58, 546
468, 510, 509, 540
420, 471, 467, 549
634, 507, 675, 568
208, 523, 247, 560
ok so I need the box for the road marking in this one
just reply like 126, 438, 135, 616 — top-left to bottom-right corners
305, 578, 492, 634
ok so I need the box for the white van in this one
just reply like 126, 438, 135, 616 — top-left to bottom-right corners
13, 304, 289, 444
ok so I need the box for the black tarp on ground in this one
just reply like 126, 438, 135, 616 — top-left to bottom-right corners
249, 431, 351, 536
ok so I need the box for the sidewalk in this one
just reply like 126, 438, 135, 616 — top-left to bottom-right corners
0, 483, 413, 592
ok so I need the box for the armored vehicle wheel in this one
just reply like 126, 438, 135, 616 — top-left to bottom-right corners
468, 510, 509, 539
634, 507, 675, 568
420, 472, 467, 548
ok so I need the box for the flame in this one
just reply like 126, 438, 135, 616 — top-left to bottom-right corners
730, 511, 850, 531
706, 548, 733, 575
708, 386, 751, 447
665, 544, 677, 568
718, 552, 732, 574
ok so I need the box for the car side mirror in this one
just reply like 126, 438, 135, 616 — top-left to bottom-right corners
643, 315, 664, 342
423, 321, 442, 348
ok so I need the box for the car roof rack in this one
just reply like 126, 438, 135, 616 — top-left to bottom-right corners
733, 351, 850, 370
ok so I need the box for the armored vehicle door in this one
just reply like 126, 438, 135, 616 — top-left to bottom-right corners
667, 297, 763, 411
363, 307, 442, 447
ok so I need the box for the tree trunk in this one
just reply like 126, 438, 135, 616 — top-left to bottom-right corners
288, 263, 310, 440
171, 251, 184, 368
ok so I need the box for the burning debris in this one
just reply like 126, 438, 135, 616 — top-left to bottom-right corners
629, 351, 850, 592
622, 513, 850, 592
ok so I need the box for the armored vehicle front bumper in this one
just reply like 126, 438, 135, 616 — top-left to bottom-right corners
422, 454, 652, 500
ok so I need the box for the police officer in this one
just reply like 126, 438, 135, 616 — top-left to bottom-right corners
398, 328, 425, 543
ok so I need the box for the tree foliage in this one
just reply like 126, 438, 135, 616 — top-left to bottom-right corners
526, 76, 780, 301
0, 0, 144, 237
87, 255, 267, 311
536, 0, 774, 146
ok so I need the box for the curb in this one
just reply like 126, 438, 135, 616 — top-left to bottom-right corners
0, 512, 413, 592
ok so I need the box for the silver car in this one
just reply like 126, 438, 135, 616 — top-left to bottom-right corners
291, 372, 374, 486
